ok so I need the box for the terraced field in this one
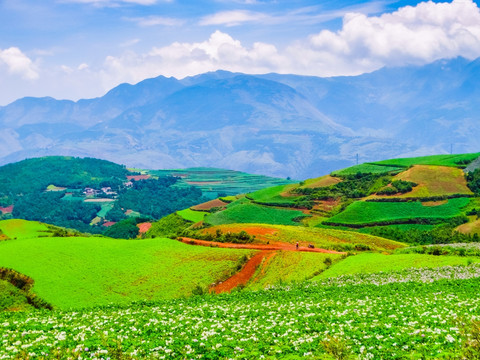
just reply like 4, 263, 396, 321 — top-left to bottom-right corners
326, 197, 471, 226
370, 165, 473, 199
205, 198, 308, 226
201, 223, 405, 252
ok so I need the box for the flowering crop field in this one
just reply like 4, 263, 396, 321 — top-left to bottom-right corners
1, 265, 480, 359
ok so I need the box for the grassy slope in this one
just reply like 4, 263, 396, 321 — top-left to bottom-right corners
202, 223, 405, 252
177, 208, 208, 222
369, 165, 473, 199
0, 219, 51, 239
315, 252, 480, 280
206, 199, 306, 226
248, 251, 343, 290
0, 280, 34, 311
373, 153, 480, 168
0, 236, 254, 309
327, 197, 471, 225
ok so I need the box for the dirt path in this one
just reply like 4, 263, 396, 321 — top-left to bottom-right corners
180, 237, 346, 254
212, 251, 273, 293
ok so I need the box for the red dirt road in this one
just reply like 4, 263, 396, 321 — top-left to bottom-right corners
181, 237, 346, 293
212, 251, 273, 293
180, 237, 345, 254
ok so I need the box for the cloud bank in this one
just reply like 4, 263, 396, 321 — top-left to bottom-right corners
100, 0, 480, 84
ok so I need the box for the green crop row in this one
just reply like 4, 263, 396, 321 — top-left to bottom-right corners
205, 199, 308, 226
326, 197, 471, 226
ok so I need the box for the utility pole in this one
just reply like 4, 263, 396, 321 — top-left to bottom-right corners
450, 144, 453, 155
356, 153, 359, 165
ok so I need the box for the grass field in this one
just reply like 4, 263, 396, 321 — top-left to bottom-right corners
331, 163, 403, 176
297, 175, 342, 189
373, 153, 480, 168
0, 236, 254, 309
205, 199, 307, 226
0, 219, 51, 239
247, 184, 299, 205
97, 202, 114, 218
315, 252, 480, 280
177, 208, 209, 223
370, 165, 473, 199
247, 251, 344, 290
326, 197, 471, 226
203, 223, 405, 252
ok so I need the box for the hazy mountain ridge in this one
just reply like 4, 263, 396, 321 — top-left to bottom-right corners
0, 57, 479, 178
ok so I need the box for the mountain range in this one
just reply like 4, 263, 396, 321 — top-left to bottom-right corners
1, 57, 479, 179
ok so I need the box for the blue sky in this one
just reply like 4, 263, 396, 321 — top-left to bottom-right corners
0, 0, 479, 105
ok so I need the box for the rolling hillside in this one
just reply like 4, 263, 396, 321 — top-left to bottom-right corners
2, 153, 480, 359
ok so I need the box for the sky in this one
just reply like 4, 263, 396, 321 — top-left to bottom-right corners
0, 0, 479, 105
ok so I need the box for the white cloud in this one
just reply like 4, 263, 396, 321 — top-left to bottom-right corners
126, 16, 184, 27
0, 47, 39, 80
199, 10, 268, 27
308, 0, 480, 70
96, 1, 480, 89
98, 31, 285, 88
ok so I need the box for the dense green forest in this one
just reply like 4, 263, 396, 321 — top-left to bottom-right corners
0, 157, 206, 234
113, 177, 206, 220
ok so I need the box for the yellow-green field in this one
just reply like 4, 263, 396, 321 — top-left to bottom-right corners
201, 223, 405, 252
0, 229, 254, 309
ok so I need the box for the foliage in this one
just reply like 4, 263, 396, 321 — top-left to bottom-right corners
0, 156, 128, 198
115, 178, 206, 220
11, 191, 102, 231
295, 173, 391, 200
146, 213, 192, 239
325, 197, 470, 226
183, 229, 256, 244
102, 218, 140, 239
365, 222, 478, 245
377, 180, 418, 195
0, 236, 253, 309
467, 169, 480, 195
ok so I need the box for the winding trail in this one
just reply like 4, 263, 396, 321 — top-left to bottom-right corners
180, 237, 346, 293
212, 251, 273, 294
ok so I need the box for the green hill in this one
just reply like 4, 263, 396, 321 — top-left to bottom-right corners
0, 157, 292, 235
2, 153, 480, 359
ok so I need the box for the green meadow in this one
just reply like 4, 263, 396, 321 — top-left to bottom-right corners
0, 236, 254, 309
315, 252, 480, 279
206, 199, 307, 226
326, 197, 471, 226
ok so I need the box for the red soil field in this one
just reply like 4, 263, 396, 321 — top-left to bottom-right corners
191, 199, 228, 211
102, 221, 116, 227
137, 222, 152, 233
180, 237, 345, 254
212, 251, 273, 293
